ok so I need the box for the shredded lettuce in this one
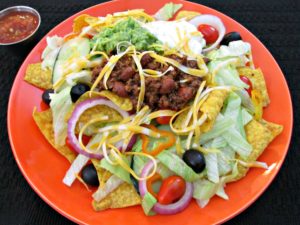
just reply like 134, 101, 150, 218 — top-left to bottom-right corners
63, 154, 89, 186
204, 153, 219, 183
235, 89, 255, 113
207, 40, 251, 61
222, 92, 245, 137
222, 129, 252, 159
207, 41, 253, 91
217, 149, 233, 176
41, 35, 64, 70
210, 136, 227, 149
193, 178, 218, 200
141, 192, 157, 216
200, 115, 234, 144
132, 138, 150, 177
241, 107, 253, 125
201, 94, 253, 159
157, 151, 201, 182
154, 2, 183, 21
196, 199, 210, 208
50, 87, 72, 147
216, 185, 229, 200
100, 155, 132, 184
65, 70, 92, 86
92, 175, 124, 201
213, 64, 249, 89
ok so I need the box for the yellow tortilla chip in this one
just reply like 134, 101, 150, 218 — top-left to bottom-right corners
73, 14, 98, 33
238, 67, 270, 107
175, 10, 200, 20
24, 63, 52, 89
98, 90, 133, 111
32, 108, 76, 163
231, 119, 283, 181
260, 119, 284, 137
173, 109, 189, 131
91, 159, 141, 211
200, 90, 229, 132
92, 182, 141, 211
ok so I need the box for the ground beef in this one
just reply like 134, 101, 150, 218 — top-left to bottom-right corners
91, 54, 203, 111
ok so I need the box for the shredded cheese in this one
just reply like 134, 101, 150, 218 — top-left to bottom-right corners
98, 124, 161, 138
149, 52, 207, 77
132, 49, 146, 112
78, 116, 109, 153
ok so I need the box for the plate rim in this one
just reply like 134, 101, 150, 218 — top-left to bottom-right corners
7, 0, 294, 224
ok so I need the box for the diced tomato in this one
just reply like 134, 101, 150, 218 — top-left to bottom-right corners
40, 101, 49, 111
156, 116, 172, 125
157, 175, 186, 205
65, 135, 91, 152
240, 75, 253, 96
197, 24, 219, 44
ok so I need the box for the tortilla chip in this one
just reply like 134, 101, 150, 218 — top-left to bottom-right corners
200, 90, 229, 132
175, 11, 200, 20
91, 159, 141, 211
231, 119, 283, 181
73, 14, 98, 33
91, 159, 112, 184
260, 119, 284, 137
92, 182, 141, 211
32, 108, 76, 163
238, 67, 270, 107
173, 109, 189, 131
98, 90, 133, 111
24, 63, 52, 89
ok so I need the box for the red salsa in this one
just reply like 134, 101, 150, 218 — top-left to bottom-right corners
0, 11, 39, 43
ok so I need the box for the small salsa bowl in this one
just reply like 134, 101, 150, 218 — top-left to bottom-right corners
0, 6, 41, 46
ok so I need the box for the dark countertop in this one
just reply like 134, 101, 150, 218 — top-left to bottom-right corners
0, 0, 299, 224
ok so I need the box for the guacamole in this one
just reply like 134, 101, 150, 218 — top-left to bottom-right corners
91, 18, 162, 53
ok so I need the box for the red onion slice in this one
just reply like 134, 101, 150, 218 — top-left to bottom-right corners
139, 160, 193, 215
189, 14, 226, 53
67, 98, 129, 159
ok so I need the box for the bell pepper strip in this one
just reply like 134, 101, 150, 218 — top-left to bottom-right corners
141, 124, 176, 156
146, 173, 162, 198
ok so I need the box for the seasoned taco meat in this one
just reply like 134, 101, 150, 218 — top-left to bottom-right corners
92, 54, 202, 111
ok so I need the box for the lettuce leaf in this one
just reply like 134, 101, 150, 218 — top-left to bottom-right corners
193, 178, 218, 200
141, 192, 157, 216
154, 2, 183, 21
92, 175, 124, 201
50, 87, 73, 147
204, 153, 219, 183
41, 35, 64, 70
65, 70, 92, 86
200, 115, 234, 144
208, 40, 251, 60
100, 155, 132, 184
157, 151, 201, 182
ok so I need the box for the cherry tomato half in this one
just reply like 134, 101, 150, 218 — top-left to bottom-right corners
197, 24, 219, 45
240, 75, 253, 96
66, 135, 91, 152
156, 116, 172, 125
157, 175, 186, 205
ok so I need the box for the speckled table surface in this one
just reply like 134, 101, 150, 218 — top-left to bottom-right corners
0, 0, 299, 224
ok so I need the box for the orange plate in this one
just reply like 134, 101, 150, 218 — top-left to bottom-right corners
7, 0, 293, 224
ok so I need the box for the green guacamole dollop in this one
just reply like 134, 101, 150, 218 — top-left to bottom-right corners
91, 18, 162, 54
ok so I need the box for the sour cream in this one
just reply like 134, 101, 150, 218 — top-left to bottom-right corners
143, 20, 206, 57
